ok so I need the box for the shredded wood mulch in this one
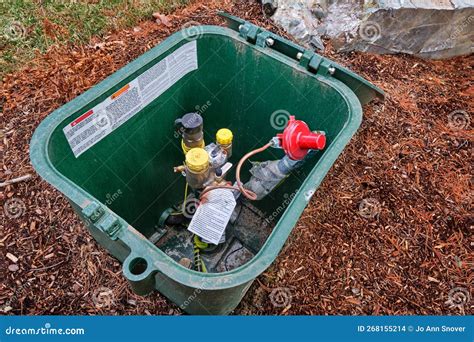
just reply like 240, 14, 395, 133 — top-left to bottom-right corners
1, 0, 472, 315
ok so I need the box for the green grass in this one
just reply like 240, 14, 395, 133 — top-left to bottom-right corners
0, 0, 189, 77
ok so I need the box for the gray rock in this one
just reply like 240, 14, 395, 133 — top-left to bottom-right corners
270, 0, 474, 59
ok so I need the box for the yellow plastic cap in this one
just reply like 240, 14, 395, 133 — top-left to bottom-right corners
185, 148, 209, 172
216, 128, 233, 145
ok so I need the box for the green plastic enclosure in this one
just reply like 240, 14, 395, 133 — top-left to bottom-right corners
30, 13, 383, 315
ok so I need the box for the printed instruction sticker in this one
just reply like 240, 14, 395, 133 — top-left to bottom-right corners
63, 41, 198, 157
187, 189, 236, 245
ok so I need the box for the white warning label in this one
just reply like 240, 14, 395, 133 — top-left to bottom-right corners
187, 189, 236, 245
63, 41, 198, 157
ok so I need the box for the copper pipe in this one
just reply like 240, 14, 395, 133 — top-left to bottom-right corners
235, 142, 272, 200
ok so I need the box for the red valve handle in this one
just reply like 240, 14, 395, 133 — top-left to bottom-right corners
277, 116, 326, 160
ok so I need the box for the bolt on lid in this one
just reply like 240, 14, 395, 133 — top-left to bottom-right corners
216, 128, 233, 145
185, 148, 209, 172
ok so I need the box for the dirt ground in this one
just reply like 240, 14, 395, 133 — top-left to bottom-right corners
1, 0, 472, 315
